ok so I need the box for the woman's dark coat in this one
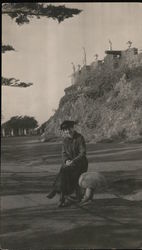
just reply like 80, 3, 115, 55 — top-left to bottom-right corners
54, 131, 88, 196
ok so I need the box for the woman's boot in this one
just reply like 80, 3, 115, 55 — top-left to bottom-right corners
46, 189, 57, 199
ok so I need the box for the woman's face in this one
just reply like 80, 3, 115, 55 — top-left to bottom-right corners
62, 128, 74, 138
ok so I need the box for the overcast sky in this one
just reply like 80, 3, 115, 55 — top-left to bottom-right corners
2, 2, 142, 125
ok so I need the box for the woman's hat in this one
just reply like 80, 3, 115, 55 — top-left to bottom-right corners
60, 120, 76, 130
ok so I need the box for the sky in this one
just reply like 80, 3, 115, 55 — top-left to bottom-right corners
2, 2, 142, 126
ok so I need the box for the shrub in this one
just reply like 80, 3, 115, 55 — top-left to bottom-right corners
86, 112, 101, 129
125, 66, 142, 79
139, 128, 142, 136
110, 128, 127, 140
133, 98, 142, 109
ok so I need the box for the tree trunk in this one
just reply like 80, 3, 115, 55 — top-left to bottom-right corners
18, 128, 21, 136
11, 129, 14, 136
24, 129, 27, 135
2, 128, 5, 137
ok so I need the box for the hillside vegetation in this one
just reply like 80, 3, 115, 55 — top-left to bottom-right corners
43, 48, 142, 143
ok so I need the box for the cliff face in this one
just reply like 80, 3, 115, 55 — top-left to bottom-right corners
43, 49, 142, 143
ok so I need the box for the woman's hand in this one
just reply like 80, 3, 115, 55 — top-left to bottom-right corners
66, 160, 73, 166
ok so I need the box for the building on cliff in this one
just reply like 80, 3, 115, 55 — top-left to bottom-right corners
104, 47, 140, 69
70, 47, 142, 85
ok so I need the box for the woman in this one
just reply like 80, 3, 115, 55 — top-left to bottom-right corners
47, 120, 88, 207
